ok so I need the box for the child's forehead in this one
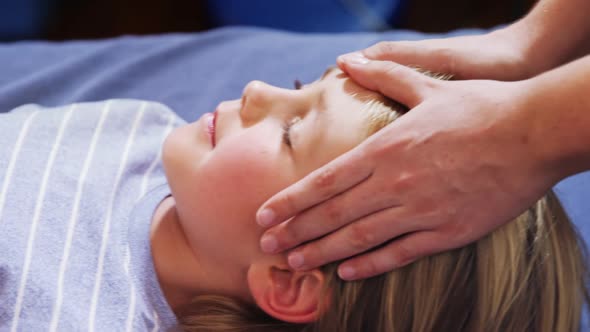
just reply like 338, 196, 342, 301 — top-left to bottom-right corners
308, 67, 344, 87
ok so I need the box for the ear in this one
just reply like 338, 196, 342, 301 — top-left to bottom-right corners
247, 262, 327, 323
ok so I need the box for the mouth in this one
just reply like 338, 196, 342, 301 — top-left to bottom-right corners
207, 110, 217, 148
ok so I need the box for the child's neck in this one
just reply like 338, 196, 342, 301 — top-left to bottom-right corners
150, 196, 203, 311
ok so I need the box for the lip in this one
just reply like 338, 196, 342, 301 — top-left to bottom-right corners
206, 110, 217, 148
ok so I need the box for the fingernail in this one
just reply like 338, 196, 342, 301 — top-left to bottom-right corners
288, 252, 305, 269
257, 208, 275, 227
339, 52, 369, 65
260, 234, 278, 253
338, 266, 356, 280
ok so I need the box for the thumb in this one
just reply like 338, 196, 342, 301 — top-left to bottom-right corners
337, 52, 437, 108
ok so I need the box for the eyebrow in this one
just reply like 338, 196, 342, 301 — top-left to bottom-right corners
317, 67, 337, 111
320, 66, 338, 80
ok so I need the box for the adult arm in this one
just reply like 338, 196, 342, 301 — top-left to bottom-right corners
256, 55, 590, 280
515, 0, 590, 76
350, 0, 590, 81
524, 55, 590, 176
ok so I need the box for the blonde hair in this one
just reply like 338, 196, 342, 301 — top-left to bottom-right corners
311, 191, 590, 332
176, 75, 590, 332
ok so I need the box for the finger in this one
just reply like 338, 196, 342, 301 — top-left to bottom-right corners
337, 231, 448, 280
362, 41, 424, 62
362, 40, 444, 67
284, 205, 425, 271
361, 41, 458, 76
260, 174, 398, 254
337, 55, 438, 108
256, 144, 372, 228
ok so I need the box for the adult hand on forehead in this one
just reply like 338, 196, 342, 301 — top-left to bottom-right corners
255, 55, 560, 280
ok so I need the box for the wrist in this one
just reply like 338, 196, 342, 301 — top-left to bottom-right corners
500, 19, 552, 79
486, 25, 539, 81
509, 0, 590, 77
521, 62, 590, 181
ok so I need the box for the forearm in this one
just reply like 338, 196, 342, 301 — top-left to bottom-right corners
498, 0, 590, 77
525, 54, 590, 178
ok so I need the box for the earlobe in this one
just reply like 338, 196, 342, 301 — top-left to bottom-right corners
247, 263, 326, 323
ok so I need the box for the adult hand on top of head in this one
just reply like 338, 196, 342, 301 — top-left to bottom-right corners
354, 30, 536, 81
255, 57, 562, 280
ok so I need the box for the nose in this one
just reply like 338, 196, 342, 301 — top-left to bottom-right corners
240, 80, 299, 124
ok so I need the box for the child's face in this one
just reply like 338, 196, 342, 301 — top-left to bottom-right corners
162, 68, 377, 290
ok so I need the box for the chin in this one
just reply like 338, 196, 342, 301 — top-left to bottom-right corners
162, 124, 205, 179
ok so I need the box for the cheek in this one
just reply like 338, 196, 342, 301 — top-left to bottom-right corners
174, 130, 293, 260
200, 142, 281, 214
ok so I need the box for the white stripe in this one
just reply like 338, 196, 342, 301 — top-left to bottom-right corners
49, 102, 113, 332
123, 247, 136, 332
0, 111, 39, 224
125, 103, 158, 332
88, 104, 146, 332
125, 105, 174, 332
151, 310, 160, 332
11, 106, 75, 332
139, 112, 176, 197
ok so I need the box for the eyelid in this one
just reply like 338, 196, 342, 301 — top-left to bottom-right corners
282, 116, 301, 149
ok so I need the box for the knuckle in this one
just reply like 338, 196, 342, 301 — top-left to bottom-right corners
359, 255, 382, 278
277, 191, 299, 215
432, 47, 456, 74
347, 223, 377, 251
433, 46, 453, 61
369, 41, 393, 56
367, 137, 391, 161
279, 220, 303, 248
299, 243, 324, 268
423, 76, 441, 92
370, 63, 401, 91
446, 220, 474, 244
323, 200, 344, 224
393, 241, 415, 267
314, 166, 338, 193
382, 63, 402, 80
391, 171, 417, 194
414, 197, 437, 216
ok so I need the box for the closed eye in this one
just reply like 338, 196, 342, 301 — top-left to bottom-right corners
282, 116, 301, 148
282, 121, 293, 148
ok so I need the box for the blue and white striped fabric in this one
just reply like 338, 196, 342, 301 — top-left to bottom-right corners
0, 100, 185, 331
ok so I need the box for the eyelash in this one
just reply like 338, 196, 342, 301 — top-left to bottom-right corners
282, 120, 294, 148
282, 116, 301, 148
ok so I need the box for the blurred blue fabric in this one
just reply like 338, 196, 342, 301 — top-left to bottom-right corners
0, 0, 55, 40
205, 0, 405, 32
0, 26, 588, 328
0, 27, 482, 117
